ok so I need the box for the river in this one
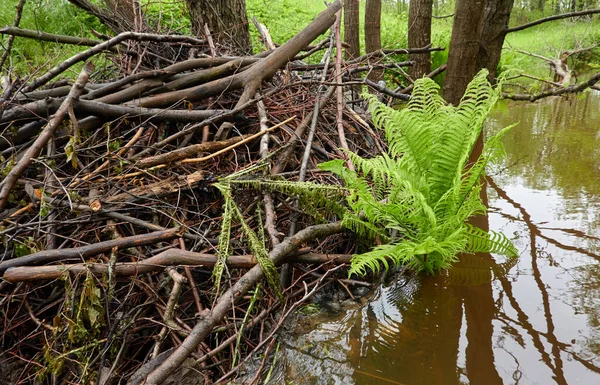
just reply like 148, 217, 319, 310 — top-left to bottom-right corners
276, 91, 600, 385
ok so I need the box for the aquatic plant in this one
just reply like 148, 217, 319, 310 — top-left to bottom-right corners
320, 69, 518, 276
212, 70, 517, 284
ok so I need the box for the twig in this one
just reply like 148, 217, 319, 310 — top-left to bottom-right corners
216, 264, 345, 383
334, 9, 354, 171
2, 251, 351, 282
0, 62, 93, 211
136, 221, 343, 385
0, 25, 107, 48
0, 227, 184, 274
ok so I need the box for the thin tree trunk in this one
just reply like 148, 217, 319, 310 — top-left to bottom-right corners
536, 0, 544, 12
344, 0, 360, 59
443, 0, 485, 105
365, 0, 383, 82
344, 0, 360, 98
408, 0, 433, 78
185, 0, 252, 55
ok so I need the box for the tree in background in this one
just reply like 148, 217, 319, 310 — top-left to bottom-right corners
185, 0, 252, 55
443, 0, 485, 105
67, 0, 149, 34
343, 0, 360, 60
476, 0, 515, 78
408, 0, 433, 78
365, 0, 383, 81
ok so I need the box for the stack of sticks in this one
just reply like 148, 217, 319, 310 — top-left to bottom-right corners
0, 2, 443, 383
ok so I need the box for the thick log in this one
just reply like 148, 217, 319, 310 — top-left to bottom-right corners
0, 227, 184, 274
148, 57, 259, 94
74, 100, 231, 122
2, 250, 351, 282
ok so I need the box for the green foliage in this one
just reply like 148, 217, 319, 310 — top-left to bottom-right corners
500, 17, 600, 80
319, 70, 518, 276
246, 0, 328, 53
211, 164, 347, 295
0, 0, 107, 76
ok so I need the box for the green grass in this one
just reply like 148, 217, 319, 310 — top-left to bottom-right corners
0, 0, 107, 76
501, 18, 600, 83
2, 0, 599, 88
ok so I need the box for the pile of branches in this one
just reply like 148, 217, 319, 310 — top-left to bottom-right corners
0, 2, 442, 384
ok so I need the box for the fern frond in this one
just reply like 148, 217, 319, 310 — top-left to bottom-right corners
464, 224, 519, 257
328, 69, 518, 277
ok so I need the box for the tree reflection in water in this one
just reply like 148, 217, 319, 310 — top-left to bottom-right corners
279, 92, 600, 385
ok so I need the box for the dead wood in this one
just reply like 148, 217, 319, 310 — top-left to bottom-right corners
0, 25, 108, 47
135, 134, 250, 169
130, 1, 341, 109
102, 171, 206, 203
502, 72, 600, 101
137, 221, 344, 385
73, 100, 231, 122
0, 227, 183, 274
23, 32, 205, 93
0, 62, 93, 210
2, 251, 351, 282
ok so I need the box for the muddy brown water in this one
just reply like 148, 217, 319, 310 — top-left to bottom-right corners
275, 91, 600, 385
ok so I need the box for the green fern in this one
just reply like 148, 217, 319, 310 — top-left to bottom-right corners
320, 69, 518, 276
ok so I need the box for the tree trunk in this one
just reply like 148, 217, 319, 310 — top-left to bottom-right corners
536, 0, 545, 12
365, 0, 383, 82
344, 0, 361, 97
344, 0, 360, 60
442, 0, 485, 105
67, 0, 148, 34
185, 0, 252, 55
408, 0, 433, 78
476, 0, 515, 80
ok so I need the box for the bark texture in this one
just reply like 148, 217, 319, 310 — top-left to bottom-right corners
343, 0, 360, 60
185, 0, 252, 55
408, 0, 434, 78
442, 0, 485, 105
365, 0, 383, 82
476, 0, 515, 80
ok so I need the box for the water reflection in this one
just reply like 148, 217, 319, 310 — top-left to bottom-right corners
279, 91, 600, 385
